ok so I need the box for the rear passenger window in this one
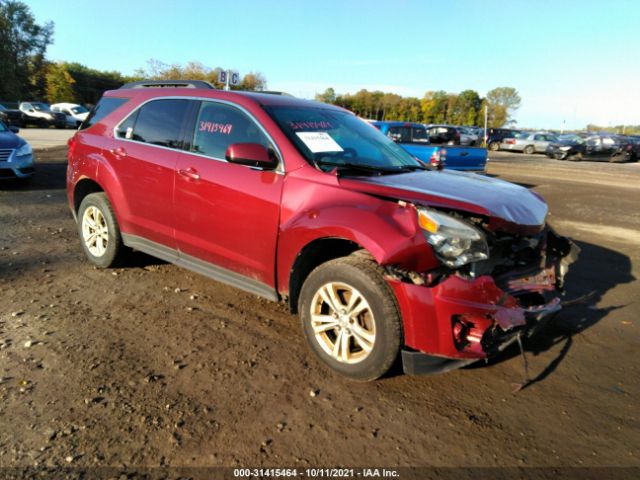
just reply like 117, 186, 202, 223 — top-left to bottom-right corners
191, 102, 271, 159
80, 97, 128, 130
387, 127, 411, 143
129, 99, 190, 148
411, 127, 429, 143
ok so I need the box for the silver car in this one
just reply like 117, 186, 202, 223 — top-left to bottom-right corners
501, 132, 558, 154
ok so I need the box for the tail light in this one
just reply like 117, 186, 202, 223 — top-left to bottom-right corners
67, 133, 78, 160
505, 138, 515, 144
430, 148, 446, 170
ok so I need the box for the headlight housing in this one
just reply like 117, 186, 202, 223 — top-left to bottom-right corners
417, 207, 489, 268
559, 146, 571, 151
16, 143, 32, 157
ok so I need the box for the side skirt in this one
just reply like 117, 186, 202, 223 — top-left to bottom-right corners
122, 233, 279, 302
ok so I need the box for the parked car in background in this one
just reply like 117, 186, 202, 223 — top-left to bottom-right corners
0, 104, 23, 127
373, 121, 487, 171
456, 127, 479, 146
501, 132, 558, 154
51, 103, 90, 128
486, 128, 520, 151
0, 121, 35, 180
547, 134, 633, 162
18, 102, 67, 128
424, 124, 461, 145
66, 80, 577, 380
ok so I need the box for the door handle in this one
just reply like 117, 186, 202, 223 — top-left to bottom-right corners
109, 147, 127, 158
178, 168, 200, 181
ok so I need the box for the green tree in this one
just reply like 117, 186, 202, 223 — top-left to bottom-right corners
240, 72, 266, 91
452, 89, 481, 125
0, 0, 54, 100
315, 87, 336, 104
46, 61, 76, 103
486, 87, 521, 127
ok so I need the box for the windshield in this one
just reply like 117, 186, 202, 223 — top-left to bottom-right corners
32, 103, 51, 112
71, 106, 88, 114
0, 105, 5, 111
0, 122, 7, 132
265, 106, 423, 173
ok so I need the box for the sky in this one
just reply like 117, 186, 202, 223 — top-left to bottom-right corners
26, 0, 640, 130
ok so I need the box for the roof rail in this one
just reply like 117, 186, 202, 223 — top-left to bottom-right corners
119, 80, 216, 90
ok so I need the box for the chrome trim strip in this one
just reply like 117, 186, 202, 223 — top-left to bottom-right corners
112, 96, 285, 174
121, 233, 279, 302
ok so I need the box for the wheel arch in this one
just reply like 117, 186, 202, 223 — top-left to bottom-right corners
73, 178, 104, 214
287, 237, 366, 314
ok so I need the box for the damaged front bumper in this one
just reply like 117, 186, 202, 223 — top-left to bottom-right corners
388, 230, 579, 375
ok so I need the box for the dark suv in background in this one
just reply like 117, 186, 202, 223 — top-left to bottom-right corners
486, 128, 521, 151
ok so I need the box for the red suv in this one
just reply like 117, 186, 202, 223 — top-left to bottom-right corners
67, 80, 578, 381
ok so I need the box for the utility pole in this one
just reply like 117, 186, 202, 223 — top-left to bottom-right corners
483, 105, 488, 145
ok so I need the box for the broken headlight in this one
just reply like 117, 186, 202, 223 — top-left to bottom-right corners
417, 207, 489, 268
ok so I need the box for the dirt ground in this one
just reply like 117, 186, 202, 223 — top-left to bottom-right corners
0, 148, 638, 476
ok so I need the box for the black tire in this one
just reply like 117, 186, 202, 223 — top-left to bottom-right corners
523, 145, 535, 155
488, 141, 500, 151
77, 192, 128, 268
298, 253, 402, 381
568, 153, 582, 162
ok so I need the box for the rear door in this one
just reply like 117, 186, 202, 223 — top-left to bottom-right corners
584, 136, 607, 160
107, 98, 192, 249
173, 100, 284, 295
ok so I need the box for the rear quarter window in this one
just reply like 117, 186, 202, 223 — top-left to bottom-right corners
80, 97, 129, 130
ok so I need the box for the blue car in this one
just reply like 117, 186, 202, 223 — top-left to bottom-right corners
371, 121, 487, 172
0, 122, 34, 180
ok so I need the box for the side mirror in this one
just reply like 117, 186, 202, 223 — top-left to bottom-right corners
28, 108, 35, 113
9, 126, 19, 134
225, 143, 277, 169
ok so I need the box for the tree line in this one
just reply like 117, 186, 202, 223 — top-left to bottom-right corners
0, 1, 267, 107
315, 87, 522, 128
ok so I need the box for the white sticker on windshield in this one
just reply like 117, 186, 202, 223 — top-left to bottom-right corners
296, 132, 344, 153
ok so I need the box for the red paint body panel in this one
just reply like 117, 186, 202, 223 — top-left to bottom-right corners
174, 151, 283, 285
390, 275, 527, 359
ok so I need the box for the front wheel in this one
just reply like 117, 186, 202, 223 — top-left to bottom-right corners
298, 254, 402, 381
77, 192, 128, 268
488, 142, 500, 151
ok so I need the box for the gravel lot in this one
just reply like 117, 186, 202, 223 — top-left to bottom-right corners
0, 148, 638, 477
16, 128, 75, 149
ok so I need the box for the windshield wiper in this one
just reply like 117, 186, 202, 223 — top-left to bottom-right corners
316, 160, 426, 176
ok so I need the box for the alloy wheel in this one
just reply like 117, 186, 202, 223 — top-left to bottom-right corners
309, 282, 376, 364
81, 206, 109, 257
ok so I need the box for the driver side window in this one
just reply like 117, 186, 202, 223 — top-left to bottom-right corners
192, 102, 271, 160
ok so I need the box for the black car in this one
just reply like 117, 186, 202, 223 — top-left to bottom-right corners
0, 104, 23, 127
486, 128, 521, 151
425, 124, 460, 145
18, 102, 67, 128
546, 134, 633, 162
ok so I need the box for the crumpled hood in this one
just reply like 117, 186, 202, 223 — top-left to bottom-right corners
0, 131, 22, 149
339, 170, 548, 234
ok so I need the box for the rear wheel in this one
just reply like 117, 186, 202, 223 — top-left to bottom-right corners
523, 145, 535, 154
77, 193, 128, 268
299, 254, 402, 381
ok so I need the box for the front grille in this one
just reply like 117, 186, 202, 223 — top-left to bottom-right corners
0, 169, 16, 178
0, 149, 13, 162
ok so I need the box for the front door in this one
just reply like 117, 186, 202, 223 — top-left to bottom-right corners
174, 100, 284, 294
